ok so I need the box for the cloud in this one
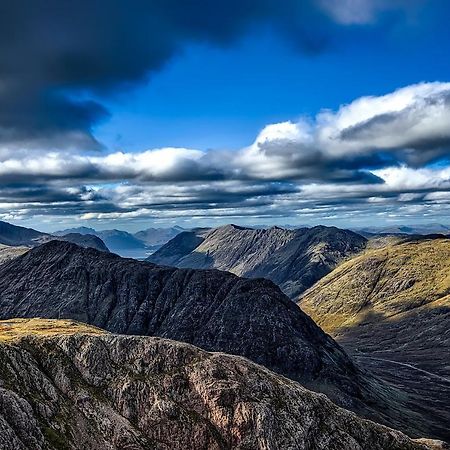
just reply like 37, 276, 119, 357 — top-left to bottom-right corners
0, 0, 420, 149
317, 0, 418, 25
1, 81, 450, 226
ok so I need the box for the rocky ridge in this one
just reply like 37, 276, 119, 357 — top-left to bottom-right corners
148, 224, 367, 298
0, 319, 446, 450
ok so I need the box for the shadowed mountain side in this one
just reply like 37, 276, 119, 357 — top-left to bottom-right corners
0, 220, 110, 252
148, 224, 367, 298
0, 319, 446, 450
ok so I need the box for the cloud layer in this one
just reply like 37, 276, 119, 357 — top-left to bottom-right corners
1, 82, 450, 227
0, 0, 417, 151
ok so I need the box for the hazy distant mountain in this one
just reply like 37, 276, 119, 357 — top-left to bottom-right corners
0, 319, 442, 450
133, 225, 184, 246
148, 224, 367, 298
0, 220, 109, 252
54, 225, 184, 258
53, 233, 109, 252
357, 223, 450, 236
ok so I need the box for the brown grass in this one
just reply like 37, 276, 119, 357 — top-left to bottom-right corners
0, 318, 106, 342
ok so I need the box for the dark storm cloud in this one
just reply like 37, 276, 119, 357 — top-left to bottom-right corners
0, 0, 349, 149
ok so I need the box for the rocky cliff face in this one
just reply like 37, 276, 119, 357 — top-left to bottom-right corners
148, 224, 367, 298
0, 319, 445, 450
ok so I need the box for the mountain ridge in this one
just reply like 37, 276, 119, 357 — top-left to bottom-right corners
148, 224, 367, 298
0, 318, 444, 450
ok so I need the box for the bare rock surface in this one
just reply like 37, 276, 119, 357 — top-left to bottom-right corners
148, 224, 367, 298
0, 319, 445, 450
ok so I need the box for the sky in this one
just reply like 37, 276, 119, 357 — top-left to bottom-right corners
1, 0, 450, 232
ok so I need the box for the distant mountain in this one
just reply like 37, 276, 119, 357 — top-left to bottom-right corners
53, 233, 109, 252
0, 240, 447, 440
0, 220, 109, 252
134, 225, 184, 246
357, 223, 450, 236
54, 226, 184, 258
148, 224, 367, 298
0, 319, 443, 450
0, 220, 48, 246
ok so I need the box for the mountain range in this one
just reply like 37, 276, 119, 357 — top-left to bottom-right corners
0, 220, 109, 252
54, 225, 184, 258
0, 240, 449, 441
147, 224, 367, 298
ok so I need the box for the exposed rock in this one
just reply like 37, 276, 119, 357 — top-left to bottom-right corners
0, 244, 29, 265
148, 224, 367, 298
0, 319, 444, 450
0, 240, 445, 441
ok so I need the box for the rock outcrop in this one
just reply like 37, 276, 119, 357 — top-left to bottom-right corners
0, 319, 445, 450
148, 224, 367, 298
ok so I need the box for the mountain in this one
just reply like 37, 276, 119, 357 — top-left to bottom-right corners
0, 220, 48, 246
0, 244, 29, 264
54, 226, 184, 258
0, 220, 109, 252
0, 240, 448, 441
0, 319, 444, 450
357, 223, 450, 236
148, 224, 367, 298
54, 227, 148, 258
52, 233, 110, 252
133, 225, 184, 247
299, 237, 450, 374
299, 237, 450, 442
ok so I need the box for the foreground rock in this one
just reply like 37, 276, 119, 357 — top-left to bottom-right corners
148, 224, 367, 298
0, 319, 445, 450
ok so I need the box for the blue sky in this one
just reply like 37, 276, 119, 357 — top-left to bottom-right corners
1, 0, 450, 232
96, 1, 450, 152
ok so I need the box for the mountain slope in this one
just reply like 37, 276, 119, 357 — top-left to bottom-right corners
0, 220, 47, 246
133, 225, 184, 247
299, 238, 450, 442
0, 220, 109, 252
148, 224, 367, 298
54, 226, 183, 258
0, 241, 364, 409
0, 319, 443, 450
299, 237, 450, 375
0, 241, 447, 441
